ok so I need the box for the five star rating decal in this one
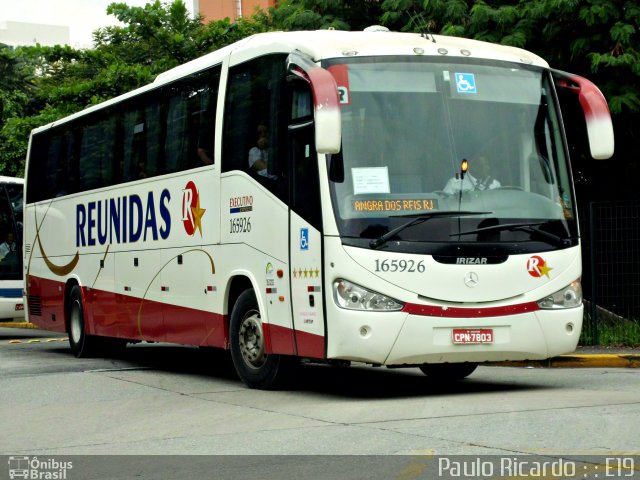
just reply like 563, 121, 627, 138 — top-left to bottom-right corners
293, 267, 320, 279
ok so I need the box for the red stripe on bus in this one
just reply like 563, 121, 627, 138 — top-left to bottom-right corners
294, 329, 325, 359
26, 275, 323, 357
261, 324, 325, 358
402, 301, 540, 318
262, 323, 296, 356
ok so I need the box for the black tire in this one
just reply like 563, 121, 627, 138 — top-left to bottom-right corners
68, 285, 101, 358
419, 362, 478, 381
229, 289, 294, 389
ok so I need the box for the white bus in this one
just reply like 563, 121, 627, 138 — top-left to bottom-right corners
24, 29, 614, 388
0, 176, 24, 323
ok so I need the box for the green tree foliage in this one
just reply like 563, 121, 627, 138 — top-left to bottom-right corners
269, 0, 383, 31
378, 0, 639, 116
0, 45, 43, 176
0, 0, 270, 176
0, 45, 34, 130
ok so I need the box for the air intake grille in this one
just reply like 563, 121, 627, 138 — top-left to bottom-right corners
28, 296, 42, 317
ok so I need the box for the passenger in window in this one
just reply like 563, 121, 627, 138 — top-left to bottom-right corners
197, 136, 214, 165
137, 161, 147, 179
0, 232, 18, 269
54, 167, 70, 197
197, 147, 213, 165
0, 232, 16, 259
248, 124, 277, 179
443, 155, 501, 195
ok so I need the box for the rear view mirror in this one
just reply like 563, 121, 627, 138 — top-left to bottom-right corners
287, 53, 341, 154
552, 70, 614, 160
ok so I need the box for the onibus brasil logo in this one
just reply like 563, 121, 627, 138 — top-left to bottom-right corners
182, 180, 206, 236
8, 456, 72, 479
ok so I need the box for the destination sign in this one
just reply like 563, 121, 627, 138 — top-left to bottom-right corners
352, 198, 439, 213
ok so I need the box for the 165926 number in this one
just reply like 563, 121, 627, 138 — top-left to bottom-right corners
230, 217, 251, 233
374, 259, 425, 273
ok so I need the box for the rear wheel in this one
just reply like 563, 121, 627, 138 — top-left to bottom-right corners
68, 285, 101, 358
230, 289, 293, 389
419, 362, 478, 381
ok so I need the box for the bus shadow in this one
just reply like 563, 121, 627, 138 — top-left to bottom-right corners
288, 363, 550, 399
45, 342, 551, 399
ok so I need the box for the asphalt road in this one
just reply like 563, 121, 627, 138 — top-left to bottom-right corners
1, 327, 639, 479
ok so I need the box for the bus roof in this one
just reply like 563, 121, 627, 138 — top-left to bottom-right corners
31, 29, 548, 134
155, 29, 548, 83
0, 176, 24, 184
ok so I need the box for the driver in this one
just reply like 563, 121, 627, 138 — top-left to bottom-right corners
443, 155, 501, 194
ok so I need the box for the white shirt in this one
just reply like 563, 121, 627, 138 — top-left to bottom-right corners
248, 147, 277, 179
443, 173, 501, 195
0, 241, 16, 261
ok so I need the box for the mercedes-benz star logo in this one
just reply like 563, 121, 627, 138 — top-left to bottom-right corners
464, 272, 479, 288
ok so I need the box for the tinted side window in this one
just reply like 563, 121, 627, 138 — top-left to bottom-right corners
0, 184, 23, 280
122, 94, 163, 181
26, 132, 49, 203
165, 68, 220, 173
46, 127, 80, 199
79, 114, 117, 191
223, 54, 288, 197
26, 65, 221, 201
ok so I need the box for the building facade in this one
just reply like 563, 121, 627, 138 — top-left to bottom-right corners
0, 21, 70, 47
195, 0, 276, 22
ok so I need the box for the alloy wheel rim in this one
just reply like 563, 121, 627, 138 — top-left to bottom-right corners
238, 309, 266, 369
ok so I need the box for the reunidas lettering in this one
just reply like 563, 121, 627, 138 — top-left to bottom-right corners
76, 190, 171, 247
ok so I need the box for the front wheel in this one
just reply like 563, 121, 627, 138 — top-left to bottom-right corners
419, 362, 478, 381
68, 285, 101, 358
229, 289, 294, 389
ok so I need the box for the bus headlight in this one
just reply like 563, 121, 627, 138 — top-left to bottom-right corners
333, 279, 404, 311
537, 279, 582, 309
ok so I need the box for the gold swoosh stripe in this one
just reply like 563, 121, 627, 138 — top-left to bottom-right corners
36, 232, 80, 276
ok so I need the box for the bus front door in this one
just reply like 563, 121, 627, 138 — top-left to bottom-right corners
288, 122, 326, 359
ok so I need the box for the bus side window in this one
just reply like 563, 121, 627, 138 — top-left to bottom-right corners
193, 68, 220, 167
165, 67, 221, 172
64, 129, 81, 196
0, 185, 22, 278
79, 114, 116, 191
223, 54, 288, 199
122, 94, 162, 181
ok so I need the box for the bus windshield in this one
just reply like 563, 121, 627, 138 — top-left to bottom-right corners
0, 181, 23, 281
325, 57, 575, 252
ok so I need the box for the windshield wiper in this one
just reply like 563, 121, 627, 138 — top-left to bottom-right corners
452, 222, 570, 247
369, 211, 491, 249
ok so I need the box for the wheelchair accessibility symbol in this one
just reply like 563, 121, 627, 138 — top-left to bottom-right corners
300, 228, 309, 251
455, 73, 477, 94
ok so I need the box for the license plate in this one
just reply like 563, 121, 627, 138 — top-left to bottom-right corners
452, 328, 493, 344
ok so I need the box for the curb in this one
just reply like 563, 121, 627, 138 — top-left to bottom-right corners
0, 322, 38, 329
491, 354, 640, 369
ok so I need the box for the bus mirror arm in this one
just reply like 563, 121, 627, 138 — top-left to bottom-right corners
287, 52, 342, 154
551, 69, 614, 160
